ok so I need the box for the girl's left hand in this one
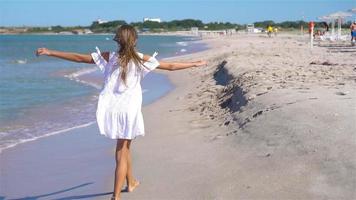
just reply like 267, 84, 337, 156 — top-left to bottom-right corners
36, 48, 51, 56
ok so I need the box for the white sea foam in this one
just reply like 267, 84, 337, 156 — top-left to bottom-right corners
66, 67, 98, 78
64, 67, 102, 89
0, 132, 9, 137
180, 48, 187, 52
176, 41, 188, 46
15, 59, 27, 64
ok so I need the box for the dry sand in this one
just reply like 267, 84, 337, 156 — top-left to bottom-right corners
1, 33, 355, 200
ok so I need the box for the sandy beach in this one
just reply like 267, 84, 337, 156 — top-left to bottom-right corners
115, 34, 356, 199
1, 33, 356, 199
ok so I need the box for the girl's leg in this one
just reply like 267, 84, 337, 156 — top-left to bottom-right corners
113, 139, 130, 199
126, 142, 140, 192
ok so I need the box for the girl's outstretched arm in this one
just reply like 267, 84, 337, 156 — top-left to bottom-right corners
157, 60, 207, 71
36, 48, 109, 63
142, 54, 207, 71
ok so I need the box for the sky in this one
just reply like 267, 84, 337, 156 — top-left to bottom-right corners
0, 0, 355, 27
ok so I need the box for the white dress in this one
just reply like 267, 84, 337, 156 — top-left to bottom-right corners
91, 47, 160, 140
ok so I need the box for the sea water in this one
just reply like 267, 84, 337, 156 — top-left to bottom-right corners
0, 34, 207, 152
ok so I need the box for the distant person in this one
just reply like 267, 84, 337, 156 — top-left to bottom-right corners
351, 21, 356, 45
313, 30, 323, 39
308, 21, 315, 35
36, 24, 207, 200
267, 25, 273, 37
322, 21, 329, 32
274, 27, 278, 36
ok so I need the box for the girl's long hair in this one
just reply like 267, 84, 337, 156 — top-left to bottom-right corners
114, 24, 144, 85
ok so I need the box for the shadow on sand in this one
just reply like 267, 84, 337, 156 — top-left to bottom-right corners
3, 182, 117, 200
316, 43, 356, 53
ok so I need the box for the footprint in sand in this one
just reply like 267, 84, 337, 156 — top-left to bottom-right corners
224, 120, 230, 126
252, 110, 263, 118
335, 91, 348, 96
256, 91, 268, 96
190, 120, 211, 129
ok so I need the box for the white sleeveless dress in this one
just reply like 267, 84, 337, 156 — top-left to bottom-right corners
91, 47, 160, 140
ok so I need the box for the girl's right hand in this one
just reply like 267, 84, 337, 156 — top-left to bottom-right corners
36, 48, 51, 56
193, 60, 208, 67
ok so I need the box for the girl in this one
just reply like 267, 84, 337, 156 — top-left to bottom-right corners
36, 24, 207, 200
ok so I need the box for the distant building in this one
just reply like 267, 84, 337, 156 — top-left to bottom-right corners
143, 18, 161, 23
0, 28, 8, 33
246, 24, 254, 33
226, 28, 236, 35
72, 29, 84, 35
254, 28, 264, 33
191, 27, 199, 36
141, 28, 150, 32
0, 28, 28, 34
84, 29, 93, 34
72, 29, 93, 35
246, 24, 263, 33
58, 31, 73, 35
96, 18, 108, 24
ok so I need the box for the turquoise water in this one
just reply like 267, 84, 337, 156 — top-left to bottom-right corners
0, 34, 207, 152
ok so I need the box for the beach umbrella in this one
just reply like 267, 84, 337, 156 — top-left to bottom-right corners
327, 11, 353, 39
349, 8, 356, 22
318, 16, 333, 21
328, 11, 353, 18
318, 15, 336, 36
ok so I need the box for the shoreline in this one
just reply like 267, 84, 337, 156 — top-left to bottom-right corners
0, 32, 197, 36
0, 34, 207, 154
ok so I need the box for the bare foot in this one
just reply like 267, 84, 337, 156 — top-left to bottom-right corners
111, 195, 120, 200
127, 179, 140, 192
